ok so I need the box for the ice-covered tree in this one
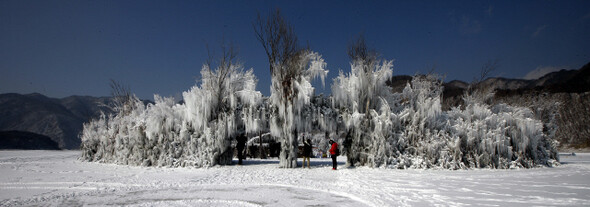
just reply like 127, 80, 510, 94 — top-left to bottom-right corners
182, 43, 262, 165
332, 35, 393, 167
254, 9, 328, 168
80, 44, 262, 167
439, 61, 559, 168
330, 37, 559, 168
394, 74, 454, 169
388, 73, 559, 169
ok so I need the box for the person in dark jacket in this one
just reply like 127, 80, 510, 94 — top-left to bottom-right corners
236, 133, 247, 165
302, 138, 312, 169
329, 140, 339, 170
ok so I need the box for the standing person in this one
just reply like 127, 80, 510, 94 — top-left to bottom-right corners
329, 140, 339, 170
236, 133, 247, 165
302, 138, 312, 169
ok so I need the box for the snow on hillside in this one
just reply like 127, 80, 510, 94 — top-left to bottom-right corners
1, 150, 589, 206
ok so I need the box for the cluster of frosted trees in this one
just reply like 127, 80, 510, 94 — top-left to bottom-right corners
331, 58, 559, 169
81, 53, 263, 167
80, 10, 558, 169
80, 52, 559, 169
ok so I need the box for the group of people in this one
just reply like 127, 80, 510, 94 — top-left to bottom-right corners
302, 138, 339, 170
235, 133, 340, 170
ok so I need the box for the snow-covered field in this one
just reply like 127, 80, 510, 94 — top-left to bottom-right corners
1, 151, 589, 206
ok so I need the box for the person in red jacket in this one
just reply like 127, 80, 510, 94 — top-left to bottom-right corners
329, 140, 339, 170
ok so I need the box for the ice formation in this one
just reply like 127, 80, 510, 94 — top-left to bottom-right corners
330, 66, 559, 169
268, 51, 328, 168
81, 56, 558, 169
81, 62, 262, 167
331, 59, 394, 167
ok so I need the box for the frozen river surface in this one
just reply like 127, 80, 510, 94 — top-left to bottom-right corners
1, 150, 589, 206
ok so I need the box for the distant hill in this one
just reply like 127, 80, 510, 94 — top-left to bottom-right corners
446, 62, 588, 94
60, 95, 115, 121
0, 130, 60, 150
386, 75, 413, 93
0, 93, 114, 149
545, 63, 590, 93
385, 62, 590, 107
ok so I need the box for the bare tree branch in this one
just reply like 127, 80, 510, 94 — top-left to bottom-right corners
347, 34, 380, 114
477, 59, 499, 83
109, 79, 134, 115
347, 34, 378, 68
253, 9, 302, 79
464, 59, 501, 105
205, 41, 239, 118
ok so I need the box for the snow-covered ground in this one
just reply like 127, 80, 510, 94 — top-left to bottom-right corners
1, 151, 589, 206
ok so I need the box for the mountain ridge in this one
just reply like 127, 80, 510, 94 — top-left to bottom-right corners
0, 93, 114, 149
0, 130, 60, 150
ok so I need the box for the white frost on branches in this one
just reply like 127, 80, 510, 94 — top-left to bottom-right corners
331, 69, 559, 169
331, 59, 394, 167
81, 63, 262, 167
269, 51, 328, 168
81, 56, 558, 169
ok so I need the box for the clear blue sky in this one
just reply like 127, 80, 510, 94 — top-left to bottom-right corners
1, 0, 589, 99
